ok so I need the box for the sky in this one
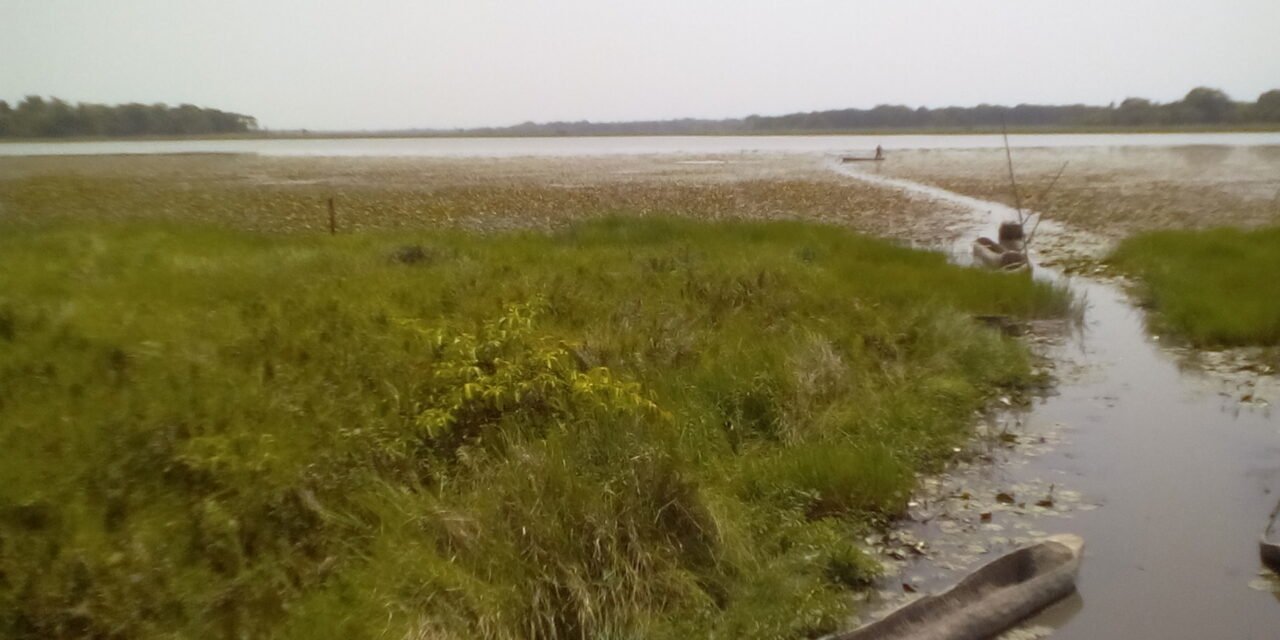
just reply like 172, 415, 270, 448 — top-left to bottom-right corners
2, 0, 1279, 131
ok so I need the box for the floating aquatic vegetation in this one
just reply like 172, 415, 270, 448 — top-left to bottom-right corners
0, 153, 967, 244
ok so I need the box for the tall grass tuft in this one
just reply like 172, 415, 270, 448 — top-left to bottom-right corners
1109, 226, 1280, 346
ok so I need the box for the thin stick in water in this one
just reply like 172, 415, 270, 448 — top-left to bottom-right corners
1032, 161, 1069, 207
328, 197, 336, 235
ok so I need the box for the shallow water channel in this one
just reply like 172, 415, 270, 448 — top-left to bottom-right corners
837, 163, 1280, 638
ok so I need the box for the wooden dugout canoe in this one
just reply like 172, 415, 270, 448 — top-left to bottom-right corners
829, 534, 1084, 640
1261, 538, 1280, 572
1260, 503, 1280, 571
972, 237, 1031, 273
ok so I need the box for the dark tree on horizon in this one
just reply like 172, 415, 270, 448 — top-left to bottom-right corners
0, 96, 258, 138
461, 86, 1280, 137
4, 87, 1278, 139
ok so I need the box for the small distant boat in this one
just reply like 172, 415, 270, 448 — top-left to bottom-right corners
829, 534, 1084, 640
841, 155, 886, 163
972, 237, 1030, 272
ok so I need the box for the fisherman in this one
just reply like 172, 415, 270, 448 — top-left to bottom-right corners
874, 144, 884, 160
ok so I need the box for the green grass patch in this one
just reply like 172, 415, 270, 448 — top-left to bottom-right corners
1109, 226, 1280, 346
0, 217, 1067, 639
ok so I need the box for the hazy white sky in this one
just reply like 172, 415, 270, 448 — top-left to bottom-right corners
3, 0, 1278, 131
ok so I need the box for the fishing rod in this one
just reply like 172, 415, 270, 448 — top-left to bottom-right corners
1023, 161, 1069, 249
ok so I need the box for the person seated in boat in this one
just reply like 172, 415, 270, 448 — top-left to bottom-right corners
874, 145, 884, 160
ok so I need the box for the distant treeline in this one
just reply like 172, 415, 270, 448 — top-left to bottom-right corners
6, 87, 1279, 139
0, 96, 258, 138
463, 87, 1280, 136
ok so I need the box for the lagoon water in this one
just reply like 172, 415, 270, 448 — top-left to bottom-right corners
3, 132, 1280, 158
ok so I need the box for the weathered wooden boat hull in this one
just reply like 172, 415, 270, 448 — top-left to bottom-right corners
972, 238, 1030, 272
1260, 501, 1280, 571
841, 156, 886, 163
1261, 538, 1280, 572
830, 534, 1084, 640
972, 239, 1006, 268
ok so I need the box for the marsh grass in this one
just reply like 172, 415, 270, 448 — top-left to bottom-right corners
0, 217, 1067, 639
1109, 226, 1280, 346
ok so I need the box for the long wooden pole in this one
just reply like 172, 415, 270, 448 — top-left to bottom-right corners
1001, 121, 1025, 227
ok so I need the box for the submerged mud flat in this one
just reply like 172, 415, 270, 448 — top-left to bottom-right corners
838, 156, 1280, 639
0, 153, 970, 243
874, 145, 1280, 252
